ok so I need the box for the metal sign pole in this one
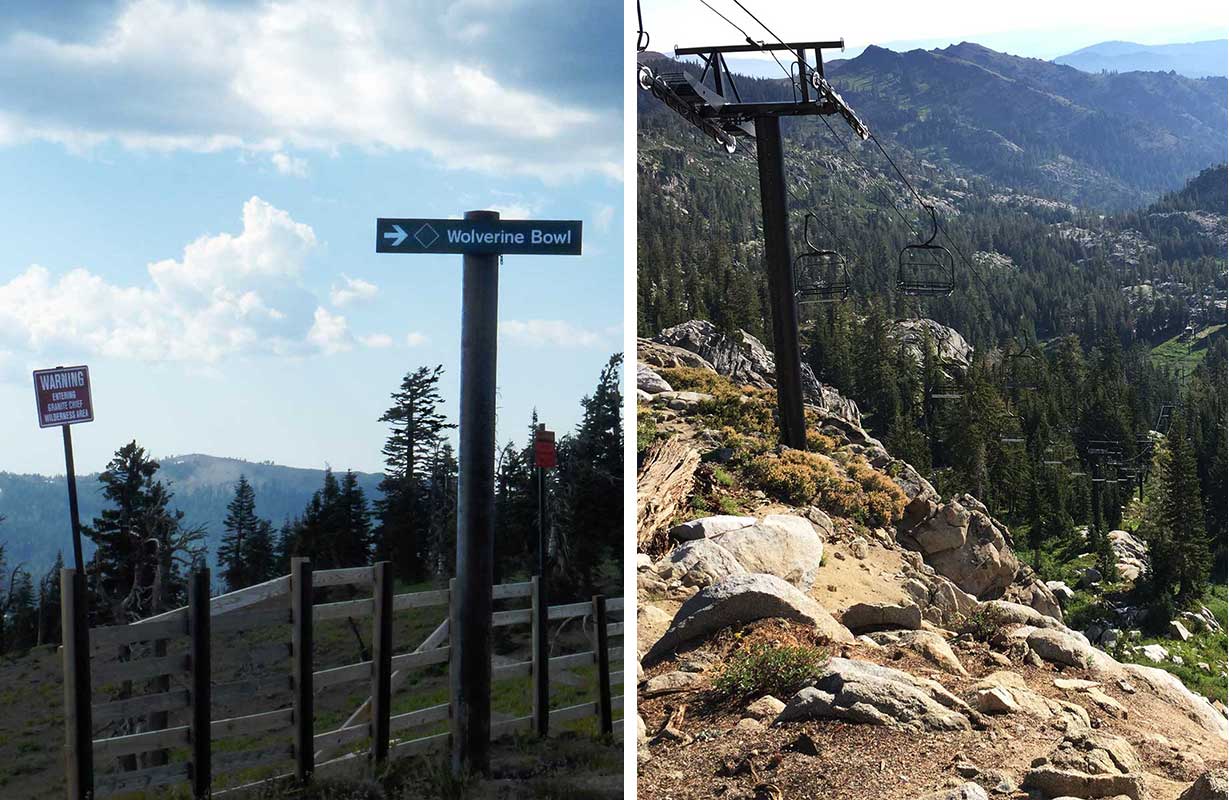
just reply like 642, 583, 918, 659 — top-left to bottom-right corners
375, 211, 578, 776
452, 209, 500, 776
62, 425, 85, 575
534, 458, 549, 735
754, 115, 807, 450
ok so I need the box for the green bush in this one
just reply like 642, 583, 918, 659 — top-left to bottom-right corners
962, 605, 1004, 643
713, 642, 827, 700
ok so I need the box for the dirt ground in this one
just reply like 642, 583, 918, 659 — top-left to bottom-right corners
636, 621, 1226, 800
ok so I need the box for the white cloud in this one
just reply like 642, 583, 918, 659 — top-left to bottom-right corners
360, 333, 393, 348
594, 204, 616, 232
307, 307, 352, 354
0, 196, 341, 362
330, 274, 378, 307
406, 332, 429, 347
499, 319, 610, 348
271, 151, 308, 177
0, 0, 620, 181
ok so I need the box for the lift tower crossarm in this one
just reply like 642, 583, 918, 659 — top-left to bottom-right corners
675, 39, 845, 55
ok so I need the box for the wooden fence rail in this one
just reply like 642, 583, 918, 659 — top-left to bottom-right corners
61, 561, 622, 798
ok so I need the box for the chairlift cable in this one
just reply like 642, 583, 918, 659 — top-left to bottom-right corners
696, 0, 755, 43
637, 0, 651, 52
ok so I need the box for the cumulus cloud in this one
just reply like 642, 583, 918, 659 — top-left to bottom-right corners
499, 319, 611, 348
330, 274, 378, 307
360, 333, 393, 348
271, 151, 308, 177
307, 307, 352, 354
0, 196, 341, 362
406, 331, 429, 347
0, 0, 620, 180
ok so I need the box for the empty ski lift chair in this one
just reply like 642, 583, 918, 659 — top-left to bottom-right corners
1003, 341, 1040, 393
898, 205, 955, 297
795, 212, 850, 304
929, 358, 964, 400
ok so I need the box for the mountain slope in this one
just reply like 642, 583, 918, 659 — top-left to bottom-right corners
0, 454, 383, 574
823, 43, 1227, 208
1055, 39, 1229, 78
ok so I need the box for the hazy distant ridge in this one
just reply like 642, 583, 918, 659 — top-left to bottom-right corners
1054, 39, 1228, 78
0, 454, 383, 574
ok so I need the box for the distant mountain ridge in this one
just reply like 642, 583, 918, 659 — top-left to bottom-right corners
642, 41, 1226, 210
0, 453, 384, 575
1055, 39, 1228, 78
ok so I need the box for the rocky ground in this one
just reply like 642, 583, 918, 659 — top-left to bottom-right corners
635, 322, 1228, 800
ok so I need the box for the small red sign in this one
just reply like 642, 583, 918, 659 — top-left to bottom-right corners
33, 366, 94, 428
534, 427, 556, 468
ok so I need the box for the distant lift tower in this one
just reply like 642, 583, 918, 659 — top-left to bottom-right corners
640, 39, 869, 449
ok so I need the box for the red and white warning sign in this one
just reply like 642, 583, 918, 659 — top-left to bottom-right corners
33, 366, 94, 428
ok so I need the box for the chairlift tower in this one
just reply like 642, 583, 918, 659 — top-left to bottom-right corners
640, 39, 867, 449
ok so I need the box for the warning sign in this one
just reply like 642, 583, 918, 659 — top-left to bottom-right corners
33, 366, 94, 428
533, 427, 556, 469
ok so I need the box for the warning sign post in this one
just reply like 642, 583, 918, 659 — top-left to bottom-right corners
32, 365, 94, 574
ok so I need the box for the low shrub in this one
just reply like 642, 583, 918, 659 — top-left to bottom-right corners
713, 642, 827, 700
744, 450, 906, 527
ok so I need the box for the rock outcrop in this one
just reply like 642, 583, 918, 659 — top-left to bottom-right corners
652, 539, 747, 588
777, 657, 975, 731
1108, 528, 1148, 584
645, 574, 854, 664
888, 318, 973, 371
657, 514, 826, 591
652, 320, 861, 423
904, 495, 1019, 599
1021, 730, 1145, 800
708, 515, 825, 591
1178, 769, 1229, 800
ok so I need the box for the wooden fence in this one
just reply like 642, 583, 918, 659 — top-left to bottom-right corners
60, 559, 623, 798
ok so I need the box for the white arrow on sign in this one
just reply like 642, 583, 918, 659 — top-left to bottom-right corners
383, 224, 408, 247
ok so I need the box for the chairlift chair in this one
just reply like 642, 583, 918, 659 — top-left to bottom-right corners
795, 212, 850, 304
1003, 339, 1040, 392
897, 205, 955, 297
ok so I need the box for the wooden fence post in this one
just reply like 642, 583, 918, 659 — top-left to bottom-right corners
291, 557, 314, 783
531, 576, 549, 737
447, 577, 458, 748
189, 568, 211, 799
593, 595, 612, 736
60, 568, 93, 800
370, 562, 393, 768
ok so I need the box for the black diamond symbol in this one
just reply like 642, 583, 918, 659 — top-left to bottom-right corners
414, 224, 439, 248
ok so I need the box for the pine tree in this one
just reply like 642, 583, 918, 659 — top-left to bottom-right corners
425, 442, 459, 577
83, 441, 205, 622
556, 354, 623, 594
376, 366, 456, 580
245, 520, 278, 586
218, 475, 261, 591
1163, 410, 1210, 603
38, 551, 64, 646
335, 470, 373, 568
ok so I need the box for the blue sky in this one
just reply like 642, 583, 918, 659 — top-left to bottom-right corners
0, 0, 622, 476
646, 0, 1225, 69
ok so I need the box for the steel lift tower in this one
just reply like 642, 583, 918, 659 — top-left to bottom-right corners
640, 40, 869, 449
